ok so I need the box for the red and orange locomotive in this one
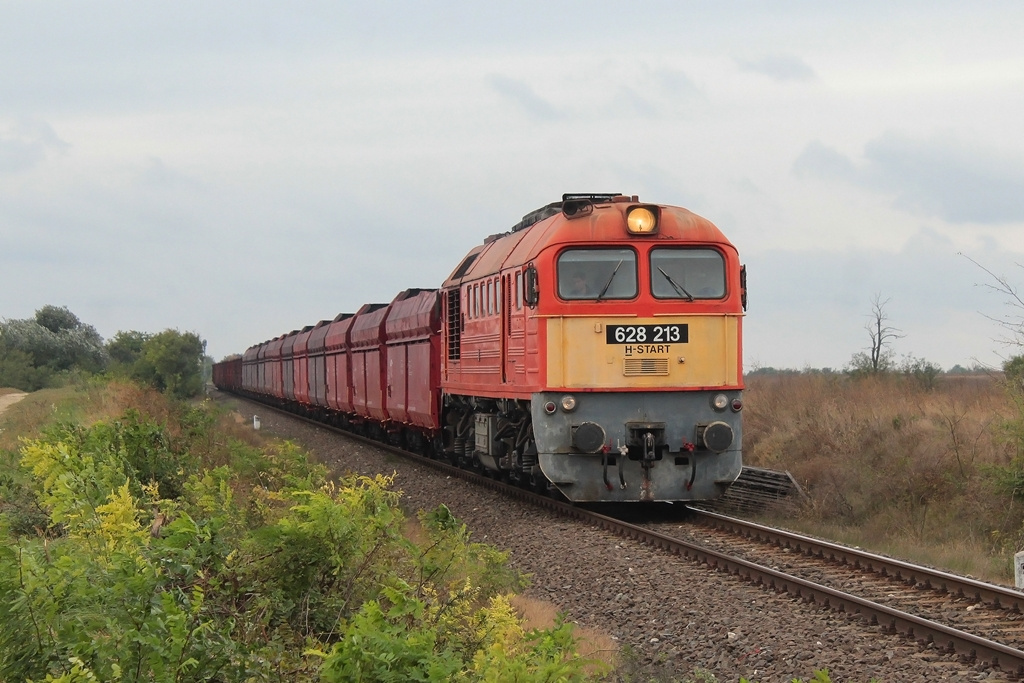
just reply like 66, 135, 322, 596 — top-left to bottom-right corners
214, 193, 746, 503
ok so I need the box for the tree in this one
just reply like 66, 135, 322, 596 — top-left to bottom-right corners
0, 338, 51, 391
865, 294, 904, 372
34, 305, 83, 334
964, 255, 1024, 349
848, 293, 903, 374
106, 330, 152, 367
132, 330, 207, 399
1005, 356, 1024, 392
0, 306, 108, 378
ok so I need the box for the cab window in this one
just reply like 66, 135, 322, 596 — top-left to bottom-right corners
650, 248, 725, 299
557, 248, 637, 300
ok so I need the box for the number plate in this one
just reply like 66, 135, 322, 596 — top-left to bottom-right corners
606, 324, 688, 344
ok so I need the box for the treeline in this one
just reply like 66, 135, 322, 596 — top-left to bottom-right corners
0, 305, 206, 398
747, 357, 991, 381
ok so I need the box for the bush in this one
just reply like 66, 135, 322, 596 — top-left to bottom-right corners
131, 330, 206, 399
0, 394, 596, 681
0, 342, 51, 391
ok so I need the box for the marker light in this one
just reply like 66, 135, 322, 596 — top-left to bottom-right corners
712, 394, 729, 411
560, 395, 577, 412
543, 401, 557, 415
626, 206, 659, 234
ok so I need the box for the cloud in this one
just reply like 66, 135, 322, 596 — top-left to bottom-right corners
487, 74, 559, 120
793, 133, 1024, 224
864, 132, 1024, 224
614, 85, 658, 118
654, 67, 702, 100
738, 54, 816, 82
792, 141, 858, 183
744, 230, 1016, 370
0, 120, 68, 174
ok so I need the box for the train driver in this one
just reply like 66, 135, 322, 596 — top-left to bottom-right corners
568, 271, 592, 297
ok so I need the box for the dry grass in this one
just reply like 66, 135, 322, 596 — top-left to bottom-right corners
744, 372, 1023, 583
0, 387, 75, 453
0, 382, 269, 476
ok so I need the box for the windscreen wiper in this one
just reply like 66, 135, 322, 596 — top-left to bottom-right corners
596, 260, 623, 300
657, 266, 694, 301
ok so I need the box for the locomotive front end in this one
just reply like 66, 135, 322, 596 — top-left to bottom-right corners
534, 318, 743, 502
533, 198, 745, 502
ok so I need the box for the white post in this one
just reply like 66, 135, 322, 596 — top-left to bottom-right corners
253, 415, 261, 430
1015, 551, 1024, 589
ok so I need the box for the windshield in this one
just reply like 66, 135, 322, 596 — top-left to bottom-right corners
558, 248, 638, 300
650, 248, 726, 299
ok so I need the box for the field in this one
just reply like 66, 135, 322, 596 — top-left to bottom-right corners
743, 371, 1023, 583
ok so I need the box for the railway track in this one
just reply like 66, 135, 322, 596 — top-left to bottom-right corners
227, 392, 1024, 677
660, 510, 1024, 674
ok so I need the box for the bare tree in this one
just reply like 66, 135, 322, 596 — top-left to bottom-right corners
848, 293, 904, 374
962, 254, 1024, 349
867, 294, 904, 372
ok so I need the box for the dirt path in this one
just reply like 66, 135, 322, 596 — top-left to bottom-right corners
0, 392, 28, 418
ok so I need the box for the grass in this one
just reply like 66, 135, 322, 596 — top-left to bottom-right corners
2, 382, 181, 453
744, 371, 1024, 584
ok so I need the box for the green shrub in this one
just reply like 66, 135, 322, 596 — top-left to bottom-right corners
0, 343, 52, 391
0, 396, 596, 681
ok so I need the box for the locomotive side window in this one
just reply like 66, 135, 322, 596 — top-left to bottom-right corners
650, 248, 726, 300
487, 280, 494, 315
557, 248, 638, 300
515, 271, 522, 309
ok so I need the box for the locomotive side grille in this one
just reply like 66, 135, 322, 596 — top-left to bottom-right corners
446, 291, 461, 360
623, 358, 669, 376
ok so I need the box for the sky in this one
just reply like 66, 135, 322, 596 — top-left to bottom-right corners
2, 1, 1024, 371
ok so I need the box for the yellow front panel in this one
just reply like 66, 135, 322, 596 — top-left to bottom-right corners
546, 316, 740, 389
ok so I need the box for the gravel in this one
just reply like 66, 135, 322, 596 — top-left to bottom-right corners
231, 396, 1009, 683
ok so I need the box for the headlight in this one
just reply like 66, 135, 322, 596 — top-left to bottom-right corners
626, 206, 659, 234
560, 395, 577, 412
712, 394, 729, 411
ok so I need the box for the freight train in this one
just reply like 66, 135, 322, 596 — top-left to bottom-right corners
213, 193, 746, 503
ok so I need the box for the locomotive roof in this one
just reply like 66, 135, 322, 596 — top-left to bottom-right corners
505, 193, 622, 235
442, 194, 735, 287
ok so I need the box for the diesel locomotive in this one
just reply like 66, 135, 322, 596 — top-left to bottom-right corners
214, 193, 746, 503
